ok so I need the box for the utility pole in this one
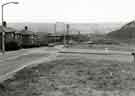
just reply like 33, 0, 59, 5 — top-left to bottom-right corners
54, 23, 56, 43
63, 23, 66, 47
66, 24, 69, 45
78, 31, 81, 43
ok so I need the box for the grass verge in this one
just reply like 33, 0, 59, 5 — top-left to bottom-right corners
0, 57, 135, 96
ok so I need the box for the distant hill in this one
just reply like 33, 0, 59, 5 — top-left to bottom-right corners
6, 22, 123, 34
107, 21, 135, 40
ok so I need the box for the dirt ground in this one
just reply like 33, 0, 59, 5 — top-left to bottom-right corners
1, 54, 135, 96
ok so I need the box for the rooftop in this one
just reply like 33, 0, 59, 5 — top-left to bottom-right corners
20, 29, 35, 35
0, 26, 16, 33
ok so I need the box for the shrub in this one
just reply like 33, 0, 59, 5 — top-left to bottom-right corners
5, 41, 21, 51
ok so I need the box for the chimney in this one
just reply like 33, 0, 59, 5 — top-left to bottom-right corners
2, 21, 7, 27
24, 26, 28, 30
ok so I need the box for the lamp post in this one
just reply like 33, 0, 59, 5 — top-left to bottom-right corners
1, 1, 19, 55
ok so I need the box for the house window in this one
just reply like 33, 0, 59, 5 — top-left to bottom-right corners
11, 33, 14, 38
15, 34, 18, 39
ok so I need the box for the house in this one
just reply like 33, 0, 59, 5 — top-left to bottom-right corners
0, 22, 19, 50
20, 26, 37, 47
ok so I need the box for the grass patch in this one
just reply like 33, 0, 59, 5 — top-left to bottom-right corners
1, 57, 135, 96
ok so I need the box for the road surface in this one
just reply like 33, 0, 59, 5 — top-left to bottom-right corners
0, 45, 133, 82
60, 48, 132, 55
0, 47, 60, 82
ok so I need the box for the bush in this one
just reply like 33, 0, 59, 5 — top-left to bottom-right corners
5, 41, 21, 51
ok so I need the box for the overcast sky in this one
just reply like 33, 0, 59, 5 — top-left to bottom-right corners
1, 0, 135, 23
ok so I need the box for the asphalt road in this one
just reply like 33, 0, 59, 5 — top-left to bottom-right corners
60, 48, 131, 55
0, 47, 60, 82
0, 45, 133, 82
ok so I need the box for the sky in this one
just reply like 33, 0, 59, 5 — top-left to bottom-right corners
1, 0, 135, 23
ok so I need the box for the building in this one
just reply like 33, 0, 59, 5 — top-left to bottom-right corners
0, 22, 20, 50
36, 32, 49, 46
20, 26, 38, 47
48, 33, 64, 43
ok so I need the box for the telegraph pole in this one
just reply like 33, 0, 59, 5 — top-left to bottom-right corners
54, 23, 56, 43
66, 24, 69, 45
78, 31, 81, 43
63, 23, 66, 47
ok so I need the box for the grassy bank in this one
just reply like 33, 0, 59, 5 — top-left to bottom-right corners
0, 57, 135, 96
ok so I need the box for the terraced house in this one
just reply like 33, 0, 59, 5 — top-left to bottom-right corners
20, 26, 38, 48
0, 22, 22, 51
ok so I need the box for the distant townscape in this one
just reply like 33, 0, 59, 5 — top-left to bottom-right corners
0, 21, 134, 51
0, 21, 124, 51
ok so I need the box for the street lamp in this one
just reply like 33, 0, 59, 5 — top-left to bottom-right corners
1, 1, 19, 55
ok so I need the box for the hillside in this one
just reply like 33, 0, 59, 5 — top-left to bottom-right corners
107, 21, 135, 40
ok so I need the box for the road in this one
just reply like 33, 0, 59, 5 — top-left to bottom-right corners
0, 47, 60, 82
60, 48, 131, 55
0, 45, 133, 82
59, 47, 134, 63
